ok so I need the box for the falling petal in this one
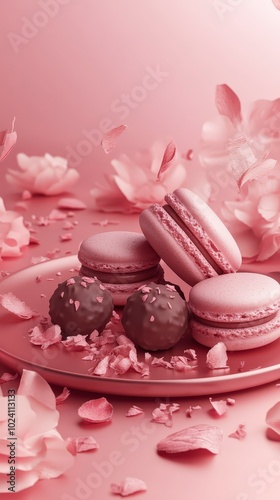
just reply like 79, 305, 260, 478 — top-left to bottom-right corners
216, 84, 242, 125
101, 125, 127, 154
0, 292, 38, 319
157, 139, 176, 180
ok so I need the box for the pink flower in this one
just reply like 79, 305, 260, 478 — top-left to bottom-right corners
0, 369, 74, 493
199, 84, 280, 262
91, 141, 188, 213
0, 197, 30, 258
6, 153, 79, 196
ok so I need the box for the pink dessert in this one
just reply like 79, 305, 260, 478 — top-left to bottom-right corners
49, 275, 113, 338
122, 282, 189, 351
139, 188, 242, 287
188, 273, 280, 350
78, 231, 164, 306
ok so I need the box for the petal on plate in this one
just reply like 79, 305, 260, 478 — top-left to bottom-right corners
157, 424, 223, 454
0, 292, 38, 319
206, 342, 228, 369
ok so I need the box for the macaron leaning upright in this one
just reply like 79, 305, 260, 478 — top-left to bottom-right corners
78, 231, 164, 306
139, 188, 242, 287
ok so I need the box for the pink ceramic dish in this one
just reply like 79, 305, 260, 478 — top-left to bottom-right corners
139, 188, 242, 287
188, 272, 280, 351
78, 231, 164, 306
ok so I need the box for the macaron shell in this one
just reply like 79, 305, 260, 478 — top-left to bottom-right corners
190, 311, 280, 350
165, 188, 242, 273
82, 264, 165, 306
189, 273, 280, 322
78, 231, 160, 273
139, 204, 217, 286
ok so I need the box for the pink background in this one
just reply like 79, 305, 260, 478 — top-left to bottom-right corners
1, 0, 280, 191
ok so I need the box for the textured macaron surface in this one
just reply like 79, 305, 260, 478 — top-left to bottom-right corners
78, 231, 160, 272
189, 272, 280, 323
165, 188, 242, 273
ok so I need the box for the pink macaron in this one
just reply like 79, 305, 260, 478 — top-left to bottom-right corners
78, 231, 164, 306
139, 188, 242, 287
188, 272, 280, 350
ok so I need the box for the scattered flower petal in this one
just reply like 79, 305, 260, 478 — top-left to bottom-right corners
66, 436, 99, 454
62, 334, 90, 351
228, 423, 246, 440
265, 401, 280, 436
126, 405, 144, 417
186, 405, 202, 418
272, 0, 280, 10
78, 397, 113, 423
0, 292, 38, 319
57, 197, 87, 210
157, 139, 176, 180
56, 387, 70, 405
0, 372, 18, 384
206, 342, 228, 369
209, 398, 228, 416
48, 209, 67, 221
111, 477, 147, 497
29, 323, 62, 349
157, 424, 223, 454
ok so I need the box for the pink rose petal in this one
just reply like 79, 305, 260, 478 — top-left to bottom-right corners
0, 372, 18, 384
66, 436, 99, 454
272, 0, 280, 10
111, 477, 147, 497
157, 424, 223, 454
206, 342, 228, 369
126, 405, 144, 417
58, 197, 87, 210
56, 387, 70, 405
152, 403, 180, 427
186, 405, 202, 418
78, 397, 113, 423
29, 323, 62, 349
62, 334, 90, 351
48, 209, 67, 221
60, 232, 73, 242
229, 423, 246, 440
157, 139, 176, 180
101, 124, 127, 154
215, 84, 242, 125
0, 118, 17, 162
209, 398, 228, 416
265, 401, 280, 436
0, 292, 38, 319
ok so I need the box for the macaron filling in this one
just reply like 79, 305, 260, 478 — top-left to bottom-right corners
80, 264, 163, 284
163, 204, 223, 275
191, 311, 278, 329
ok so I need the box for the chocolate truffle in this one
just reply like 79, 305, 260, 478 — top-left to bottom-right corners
49, 275, 113, 338
122, 282, 189, 351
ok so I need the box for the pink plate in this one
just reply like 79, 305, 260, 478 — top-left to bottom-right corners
0, 256, 280, 397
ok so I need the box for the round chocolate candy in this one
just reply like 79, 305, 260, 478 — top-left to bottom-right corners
122, 282, 189, 351
49, 275, 113, 338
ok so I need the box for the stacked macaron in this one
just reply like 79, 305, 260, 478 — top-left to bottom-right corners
137, 188, 280, 351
